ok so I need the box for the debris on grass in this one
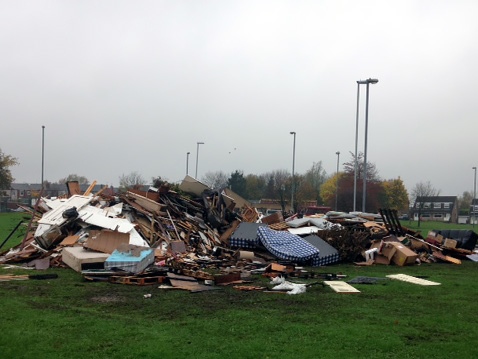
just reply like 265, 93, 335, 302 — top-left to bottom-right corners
1, 178, 476, 294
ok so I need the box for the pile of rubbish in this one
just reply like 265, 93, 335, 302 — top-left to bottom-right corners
1, 175, 477, 294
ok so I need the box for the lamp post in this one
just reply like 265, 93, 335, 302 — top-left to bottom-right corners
195, 142, 204, 179
186, 152, 190, 176
353, 82, 362, 212
473, 166, 477, 227
360, 78, 378, 212
335, 151, 340, 211
41, 125, 45, 190
290, 131, 296, 213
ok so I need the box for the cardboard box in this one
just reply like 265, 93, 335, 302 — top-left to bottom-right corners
84, 229, 130, 253
62, 246, 109, 272
368, 240, 396, 265
443, 238, 457, 249
389, 242, 418, 266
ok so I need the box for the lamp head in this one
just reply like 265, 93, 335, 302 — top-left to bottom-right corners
290, 131, 296, 135
357, 78, 379, 84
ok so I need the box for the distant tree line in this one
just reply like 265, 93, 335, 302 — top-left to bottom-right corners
1, 147, 474, 215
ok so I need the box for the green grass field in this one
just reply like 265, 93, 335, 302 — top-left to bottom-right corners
1, 213, 478, 358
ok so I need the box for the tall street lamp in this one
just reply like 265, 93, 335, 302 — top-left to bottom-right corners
473, 166, 477, 227
290, 131, 296, 213
360, 78, 379, 212
186, 152, 190, 176
353, 81, 363, 212
335, 151, 340, 211
41, 125, 45, 190
195, 142, 204, 179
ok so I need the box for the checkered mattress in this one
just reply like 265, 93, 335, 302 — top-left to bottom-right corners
257, 227, 321, 266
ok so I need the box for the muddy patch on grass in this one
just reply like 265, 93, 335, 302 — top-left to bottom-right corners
90, 295, 125, 303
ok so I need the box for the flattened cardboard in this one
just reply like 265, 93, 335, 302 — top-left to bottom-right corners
84, 230, 129, 254
443, 238, 457, 249
60, 235, 80, 247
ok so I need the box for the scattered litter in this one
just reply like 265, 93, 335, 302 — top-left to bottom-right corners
347, 276, 389, 285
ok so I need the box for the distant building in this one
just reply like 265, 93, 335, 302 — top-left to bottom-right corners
2, 182, 115, 212
470, 198, 478, 225
410, 196, 458, 223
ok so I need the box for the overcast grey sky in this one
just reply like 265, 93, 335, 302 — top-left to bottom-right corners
1, 0, 477, 197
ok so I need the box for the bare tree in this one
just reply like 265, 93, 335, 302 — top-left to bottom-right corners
201, 171, 228, 189
58, 174, 89, 185
411, 181, 441, 227
343, 151, 380, 181
119, 171, 146, 191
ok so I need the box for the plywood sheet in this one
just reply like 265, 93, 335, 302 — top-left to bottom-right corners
386, 274, 441, 286
324, 281, 360, 293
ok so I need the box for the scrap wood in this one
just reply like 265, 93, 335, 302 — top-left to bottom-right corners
268, 221, 289, 231
233, 285, 266, 291
166, 209, 181, 242
0, 273, 58, 281
321, 228, 370, 262
168, 278, 221, 292
109, 275, 166, 286
83, 180, 97, 196
241, 206, 259, 223
432, 250, 462, 265
407, 234, 442, 251
21, 187, 44, 250
386, 274, 441, 286
324, 281, 360, 293
219, 220, 240, 244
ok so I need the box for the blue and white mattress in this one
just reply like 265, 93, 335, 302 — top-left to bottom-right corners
257, 227, 321, 266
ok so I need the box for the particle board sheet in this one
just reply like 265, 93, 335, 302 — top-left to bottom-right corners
324, 281, 360, 293
62, 246, 110, 273
302, 234, 340, 266
386, 274, 441, 286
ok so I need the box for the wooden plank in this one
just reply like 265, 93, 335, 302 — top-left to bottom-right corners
83, 180, 97, 196
324, 281, 360, 293
386, 274, 441, 286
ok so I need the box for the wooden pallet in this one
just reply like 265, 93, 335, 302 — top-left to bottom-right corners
108, 275, 166, 286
